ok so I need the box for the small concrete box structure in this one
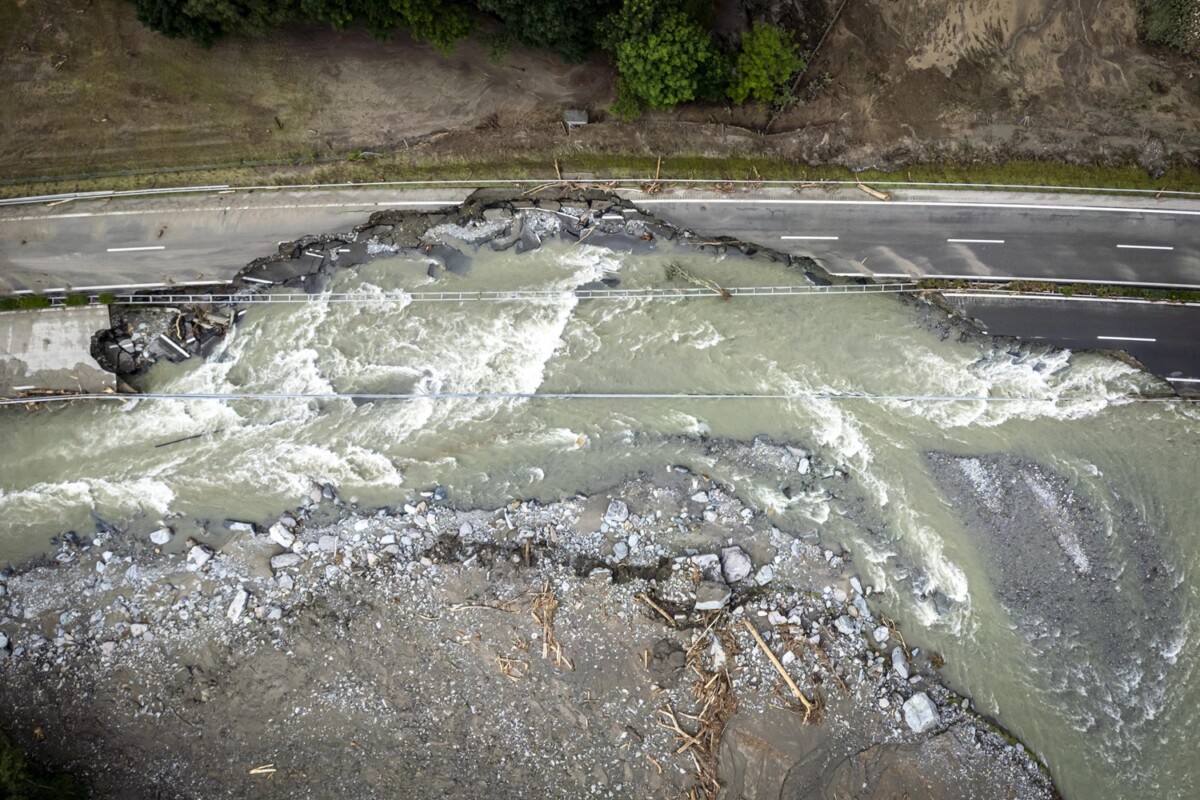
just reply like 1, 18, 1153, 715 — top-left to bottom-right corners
0, 306, 115, 395
563, 109, 589, 129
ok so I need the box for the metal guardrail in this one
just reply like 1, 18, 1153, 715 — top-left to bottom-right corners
3, 389, 1185, 407
76, 282, 918, 307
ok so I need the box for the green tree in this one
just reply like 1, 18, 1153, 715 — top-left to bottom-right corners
475, 0, 617, 62
607, 0, 719, 111
728, 22, 803, 106
386, 0, 476, 52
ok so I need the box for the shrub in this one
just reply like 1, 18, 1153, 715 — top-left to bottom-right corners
16, 296, 51, 309
98, 293, 116, 305
728, 22, 803, 106
64, 294, 90, 307
1138, 0, 1200, 56
609, 1, 720, 110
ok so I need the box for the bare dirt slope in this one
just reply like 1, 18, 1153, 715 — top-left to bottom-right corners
775, 0, 1200, 168
0, 0, 1197, 183
0, 0, 613, 179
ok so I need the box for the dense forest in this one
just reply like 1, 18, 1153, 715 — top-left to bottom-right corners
131, 0, 806, 115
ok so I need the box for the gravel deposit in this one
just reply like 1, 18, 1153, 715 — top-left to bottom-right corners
0, 471, 1056, 799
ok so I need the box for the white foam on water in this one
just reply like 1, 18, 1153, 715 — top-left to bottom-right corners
891, 345, 1143, 429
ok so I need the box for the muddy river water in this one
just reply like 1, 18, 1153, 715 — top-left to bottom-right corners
1, 236, 1198, 798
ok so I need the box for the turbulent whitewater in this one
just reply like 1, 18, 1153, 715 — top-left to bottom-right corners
1, 236, 1198, 798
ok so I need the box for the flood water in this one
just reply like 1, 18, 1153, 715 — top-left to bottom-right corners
1, 236, 1198, 798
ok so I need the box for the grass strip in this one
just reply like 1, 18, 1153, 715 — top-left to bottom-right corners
919, 279, 1200, 304
3, 152, 1200, 200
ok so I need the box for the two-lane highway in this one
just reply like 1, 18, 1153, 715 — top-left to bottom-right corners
637, 191, 1200, 288
942, 293, 1200, 391
0, 188, 471, 293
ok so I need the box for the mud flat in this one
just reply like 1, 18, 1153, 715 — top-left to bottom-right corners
0, 464, 1055, 799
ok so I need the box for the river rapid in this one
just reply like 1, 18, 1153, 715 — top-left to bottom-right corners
1, 232, 1198, 798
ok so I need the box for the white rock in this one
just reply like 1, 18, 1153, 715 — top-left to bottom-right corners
767, 610, 787, 626
798, 457, 811, 475
149, 528, 173, 546
380, 534, 396, 546
130, 623, 148, 637
277, 574, 294, 591
781, 650, 796, 665
878, 697, 890, 709
754, 565, 774, 585
903, 692, 940, 733
403, 503, 418, 515
691, 492, 709, 503
266, 607, 283, 621
833, 588, 847, 603
226, 588, 249, 622
873, 625, 891, 644
353, 519, 369, 532
720, 546, 753, 584
99, 641, 116, 657
186, 545, 212, 572
834, 615, 858, 635
703, 509, 718, 523
688, 554, 723, 582
270, 553, 304, 571
604, 499, 629, 525
892, 646, 910, 680
850, 576, 864, 595
268, 524, 296, 548
708, 637, 728, 671
459, 523, 472, 537
317, 535, 338, 552
694, 581, 731, 611
613, 541, 629, 560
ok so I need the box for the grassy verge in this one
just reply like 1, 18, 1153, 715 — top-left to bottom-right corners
919, 279, 1200, 304
3, 152, 1200, 200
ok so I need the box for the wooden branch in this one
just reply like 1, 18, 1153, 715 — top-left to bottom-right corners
742, 620, 814, 713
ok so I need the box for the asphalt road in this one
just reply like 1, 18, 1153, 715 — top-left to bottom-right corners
0, 189, 471, 293
942, 293, 1200, 388
637, 190, 1200, 288
5, 186, 1200, 293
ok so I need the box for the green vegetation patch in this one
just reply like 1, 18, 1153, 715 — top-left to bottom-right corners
920, 278, 1200, 304
1137, 0, 1200, 56
3, 153, 1200, 201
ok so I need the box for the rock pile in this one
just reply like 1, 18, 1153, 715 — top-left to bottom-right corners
0, 472, 1056, 799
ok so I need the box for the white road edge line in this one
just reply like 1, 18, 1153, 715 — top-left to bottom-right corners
635, 198, 1200, 217
824, 271, 1200, 290
781, 235, 839, 240
1116, 244, 1174, 251
1166, 377, 1200, 383
106, 245, 165, 253
1096, 335, 1157, 342
947, 238, 1005, 244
